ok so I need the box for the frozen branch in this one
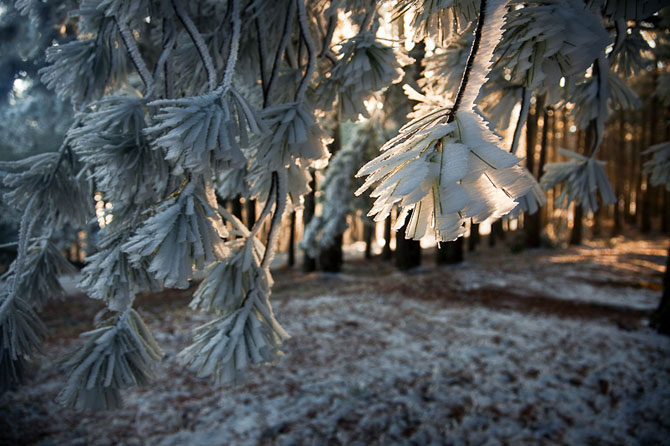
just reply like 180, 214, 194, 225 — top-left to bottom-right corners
223, 0, 241, 87
295, 0, 316, 102
449, 0, 487, 119
510, 87, 530, 155
261, 171, 287, 269
171, 0, 217, 90
266, 2, 295, 106
114, 18, 154, 95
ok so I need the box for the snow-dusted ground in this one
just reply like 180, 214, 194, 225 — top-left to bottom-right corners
2, 237, 669, 446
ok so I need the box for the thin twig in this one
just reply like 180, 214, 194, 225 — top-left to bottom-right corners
249, 174, 277, 239
223, 0, 241, 87
261, 171, 287, 269
153, 17, 177, 96
448, 0, 487, 122
0, 195, 38, 318
114, 18, 154, 95
320, 14, 336, 57
510, 87, 530, 155
171, 0, 217, 90
266, 1, 295, 106
255, 11, 269, 94
295, 0, 316, 102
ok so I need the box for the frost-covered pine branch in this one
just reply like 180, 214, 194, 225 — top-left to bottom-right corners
57, 309, 163, 410
357, 0, 534, 241
540, 148, 616, 212
146, 87, 265, 177
316, 31, 413, 120
123, 181, 228, 289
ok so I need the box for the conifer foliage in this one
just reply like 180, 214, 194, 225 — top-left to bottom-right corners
1, 0, 668, 409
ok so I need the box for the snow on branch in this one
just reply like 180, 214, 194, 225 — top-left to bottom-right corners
256, 102, 330, 171
540, 148, 616, 212
357, 0, 533, 242
146, 87, 265, 177
179, 281, 289, 385
40, 21, 129, 106
14, 240, 77, 310
189, 235, 266, 314
495, 0, 610, 93
80, 231, 162, 312
123, 181, 228, 289
57, 309, 163, 410
1, 152, 92, 229
0, 287, 45, 392
316, 32, 413, 120
70, 96, 169, 207
395, 0, 479, 47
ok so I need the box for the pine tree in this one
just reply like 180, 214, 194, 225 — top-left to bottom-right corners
1, 0, 669, 410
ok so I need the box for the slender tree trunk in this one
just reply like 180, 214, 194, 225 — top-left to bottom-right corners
393, 42, 425, 271
318, 125, 344, 272
634, 110, 645, 228
288, 211, 296, 267
526, 97, 547, 248
612, 112, 625, 237
662, 189, 670, 234
489, 219, 505, 247
437, 237, 464, 264
302, 171, 317, 272
570, 204, 583, 245
526, 96, 540, 177
396, 213, 422, 270
319, 234, 343, 273
652, 247, 670, 335
381, 216, 393, 261
642, 62, 660, 233
363, 223, 373, 259
570, 127, 590, 244
663, 110, 670, 234
468, 222, 480, 252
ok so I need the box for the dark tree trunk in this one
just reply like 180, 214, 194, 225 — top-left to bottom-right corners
246, 199, 257, 228
612, 112, 625, 237
319, 234, 343, 273
570, 204, 583, 246
652, 247, 670, 335
381, 216, 393, 261
302, 171, 317, 272
437, 238, 464, 265
288, 211, 296, 267
664, 192, 670, 234
526, 101, 549, 248
489, 220, 505, 247
468, 223, 480, 252
570, 126, 591, 245
592, 206, 604, 238
395, 213, 421, 270
317, 125, 345, 272
363, 223, 373, 260
525, 95, 541, 177
232, 197, 243, 221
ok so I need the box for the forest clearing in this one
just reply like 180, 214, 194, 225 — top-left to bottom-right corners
2, 236, 668, 446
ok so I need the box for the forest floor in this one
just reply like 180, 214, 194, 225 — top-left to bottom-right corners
1, 235, 669, 446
